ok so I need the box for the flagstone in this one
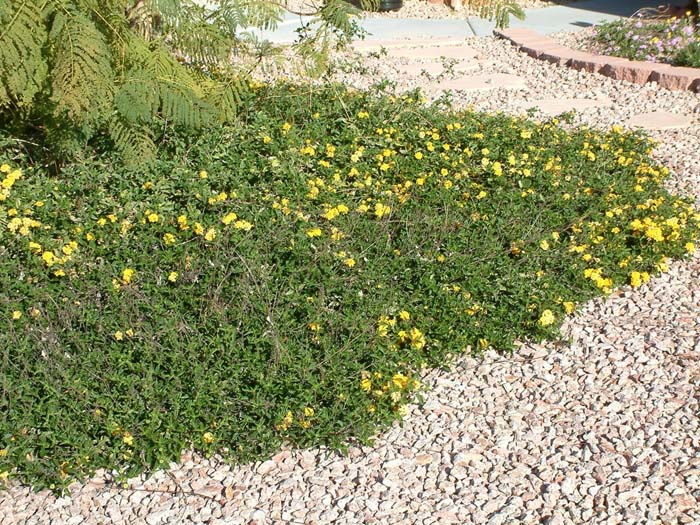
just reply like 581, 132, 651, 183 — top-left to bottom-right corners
438, 73, 527, 92
385, 45, 479, 60
520, 97, 613, 116
626, 110, 695, 130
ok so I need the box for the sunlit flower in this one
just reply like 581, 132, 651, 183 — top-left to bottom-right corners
234, 220, 253, 232
122, 268, 135, 284
538, 309, 555, 327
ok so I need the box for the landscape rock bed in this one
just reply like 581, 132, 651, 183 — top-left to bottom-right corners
494, 28, 700, 92
2, 35, 700, 525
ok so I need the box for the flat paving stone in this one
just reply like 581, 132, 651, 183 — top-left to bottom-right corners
626, 110, 696, 130
438, 73, 527, 92
352, 37, 467, 52
395, 59, 482, 77
520, 97, 613, 116
385, 45, 479, 60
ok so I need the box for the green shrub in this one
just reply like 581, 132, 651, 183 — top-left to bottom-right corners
592, 16, 700, 65
674, 40, 700, 67
1, 83, 698, 491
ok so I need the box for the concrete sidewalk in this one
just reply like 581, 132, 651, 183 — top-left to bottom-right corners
251, 0, 662, 43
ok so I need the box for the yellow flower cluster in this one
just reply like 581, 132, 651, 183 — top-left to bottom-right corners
275, 406, 315, 432
359, 369, 420, 416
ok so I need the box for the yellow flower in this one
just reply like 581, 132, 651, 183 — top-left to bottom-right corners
539, 240, 550, 251
645, 226, 664, 242
374, 202, 390, 219
538, 309, 555, 327
399, 310, 410, 321
306, 228, 322, 238
163, 233, 176, 245
126, 329, 134, 338
392, 373, 409, 390
41, 251, 55, 266
28, 242, 41, 254
177, 215, 189, 230
276, 410, 293, 431
563, 302, 575, 314
53, 269, 65, 277
410, 327, 425, 350
234, 220, 253, 232
303, 407, 315, 417
12, 311, 22, 320
199, 170, 208, 179
193, 222, 204, 235
168, 271, 178, 283
122, 432, 133, 446
147, 213, 159, 223
360, 374, 372, 392
344, 258, 356, 268
122, 268, 135, 284
630, 271, 642, 288
686, 242, 695, 254
204, 228, 217, 241
222, 212, 237, 225
202, 432, 215, 444
114, 331, 124, 341
308, 322, 321, 332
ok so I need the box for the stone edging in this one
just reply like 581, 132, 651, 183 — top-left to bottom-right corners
494, 28, 700, 93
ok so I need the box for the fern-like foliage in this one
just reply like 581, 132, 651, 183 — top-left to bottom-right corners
0, 1, 48, 111
469, 0, 525, 29
49, 6, 115, 130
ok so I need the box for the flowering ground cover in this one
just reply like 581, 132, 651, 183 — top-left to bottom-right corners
592, 13, 700, 67
1, 83, 699, 491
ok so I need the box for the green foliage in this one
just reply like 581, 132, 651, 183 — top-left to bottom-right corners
674, 40, 700, 67
591, 15, 700, 65
0, 0, 363, 165
1, 82, 698, 492
471, 0, 525, 29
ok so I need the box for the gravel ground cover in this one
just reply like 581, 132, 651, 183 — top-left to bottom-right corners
360, 0, 572, 20
2, 35, 700, 524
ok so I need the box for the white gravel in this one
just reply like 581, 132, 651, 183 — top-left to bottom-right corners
2, 35, 700, 525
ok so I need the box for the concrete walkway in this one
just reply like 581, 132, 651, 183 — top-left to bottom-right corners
252, 0, 662, 43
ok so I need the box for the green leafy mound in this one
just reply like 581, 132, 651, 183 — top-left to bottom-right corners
1, 83, 698, 491
592, 16, 700, 67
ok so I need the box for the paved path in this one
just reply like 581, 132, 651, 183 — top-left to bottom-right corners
252, 0, 662, 42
